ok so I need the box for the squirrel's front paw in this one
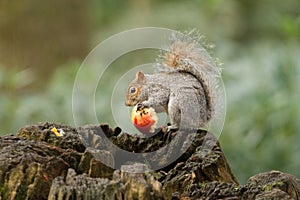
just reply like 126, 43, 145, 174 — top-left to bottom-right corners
136, 102, 149, 111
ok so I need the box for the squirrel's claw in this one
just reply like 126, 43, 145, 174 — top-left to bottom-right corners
136, 102, 148, 111
166, 125, 179, 132
166, 122, 179, 132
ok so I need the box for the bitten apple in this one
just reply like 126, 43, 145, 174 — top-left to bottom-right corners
131, 105, 158, 134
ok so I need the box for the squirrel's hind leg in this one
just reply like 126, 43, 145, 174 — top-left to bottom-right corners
168, 89, 204, 131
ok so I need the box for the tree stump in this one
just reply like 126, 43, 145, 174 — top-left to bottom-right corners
0, 122, 299, 199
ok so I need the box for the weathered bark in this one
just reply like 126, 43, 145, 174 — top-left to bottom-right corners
180, 170, 300, 199
0, 136, 81, 200
0, 122, 299, 200
48, 164, 163, 200
48, 168, 123, 200
162, 131, 238, 199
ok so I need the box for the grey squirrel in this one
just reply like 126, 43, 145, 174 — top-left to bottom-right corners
125, 32, 221, 131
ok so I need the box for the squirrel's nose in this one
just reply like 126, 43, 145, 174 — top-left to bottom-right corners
125, 100, 132, 106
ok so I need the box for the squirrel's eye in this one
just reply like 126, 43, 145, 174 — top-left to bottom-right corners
130, 87, 136, 94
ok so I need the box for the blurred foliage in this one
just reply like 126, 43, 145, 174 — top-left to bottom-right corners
221, 43, 300, 183
0, 0, 300, 184
0, 0, 91, 85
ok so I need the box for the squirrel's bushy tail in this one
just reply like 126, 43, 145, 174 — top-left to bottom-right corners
156, 30, 222, 122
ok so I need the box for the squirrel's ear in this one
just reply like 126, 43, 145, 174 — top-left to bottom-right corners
136, 71, 146, 83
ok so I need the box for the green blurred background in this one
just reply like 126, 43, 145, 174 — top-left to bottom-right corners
0, 0, 299, 184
